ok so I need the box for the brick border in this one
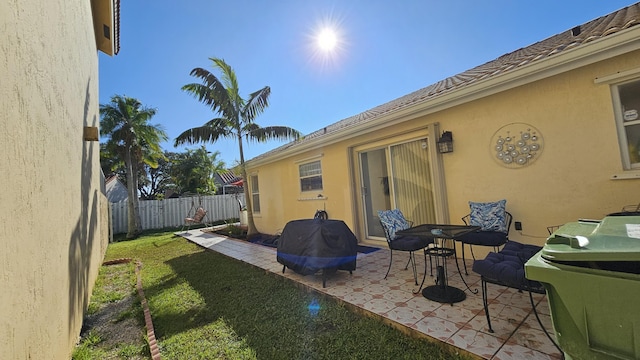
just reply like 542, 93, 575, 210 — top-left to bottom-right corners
103, 258, 161, 360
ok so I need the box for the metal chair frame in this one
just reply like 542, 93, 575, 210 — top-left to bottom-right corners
378, 215, 431, 294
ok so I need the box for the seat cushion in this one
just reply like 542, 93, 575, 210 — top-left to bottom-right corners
472, 241, 543, 291
469, 200, 507, 233
378, 209, 411, 240
501, 241, 542, 260
389, 235, 430, 251
457, 230, 508, 246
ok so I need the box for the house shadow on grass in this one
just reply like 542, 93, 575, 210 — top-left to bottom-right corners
155, 247, 460, 360
156, 249, 329, 359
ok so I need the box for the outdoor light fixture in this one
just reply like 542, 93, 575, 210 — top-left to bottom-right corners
83, 126, 99, 141
437, 131, 453, 153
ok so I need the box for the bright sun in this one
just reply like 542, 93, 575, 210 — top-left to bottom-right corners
317, 28, 337, 52
305, 17, 346, 71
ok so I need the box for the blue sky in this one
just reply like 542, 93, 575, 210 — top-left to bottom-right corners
99, 0, 636, 166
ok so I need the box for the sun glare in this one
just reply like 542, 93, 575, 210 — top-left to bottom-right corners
317, 28, 337, 51
303, 13, 348, 72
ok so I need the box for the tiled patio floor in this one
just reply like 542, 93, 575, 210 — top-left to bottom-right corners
177, 228, 562, 360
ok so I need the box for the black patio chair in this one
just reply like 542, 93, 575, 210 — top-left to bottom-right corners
378, 209, 432, 286
458, 211, 512, 275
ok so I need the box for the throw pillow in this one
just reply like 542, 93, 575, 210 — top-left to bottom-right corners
378, 209, 411, 240
469, 200, 507, 233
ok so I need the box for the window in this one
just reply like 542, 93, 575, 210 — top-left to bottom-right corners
250, 175, 260, 213
299, 160, 323, 191
614, 79, 640, 169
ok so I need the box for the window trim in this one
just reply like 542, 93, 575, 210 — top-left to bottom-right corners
298, 159, 323, 192
610, 77, 640, 171
250, 174, 260, 214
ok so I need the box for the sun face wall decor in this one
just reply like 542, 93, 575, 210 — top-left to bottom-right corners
491, 123, 544, 168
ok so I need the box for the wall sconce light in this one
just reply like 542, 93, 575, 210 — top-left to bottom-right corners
437, 131, 453, 153
83, 126, 99, 141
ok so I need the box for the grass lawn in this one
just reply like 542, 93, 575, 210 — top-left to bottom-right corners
97, 229, 469, 360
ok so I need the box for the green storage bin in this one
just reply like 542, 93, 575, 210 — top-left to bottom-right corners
525, 216, 640, 360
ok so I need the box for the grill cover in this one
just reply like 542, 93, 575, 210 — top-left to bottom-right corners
277, 219, 357, 275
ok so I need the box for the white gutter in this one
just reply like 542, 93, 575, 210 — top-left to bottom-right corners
248, 26, 640, 168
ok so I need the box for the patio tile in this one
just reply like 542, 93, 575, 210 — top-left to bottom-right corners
493, 288, 538, 309
446, 326, 503, 359
431, 302, 478, 327
404, 294, 442, 314
383, 305, 426, 326
509, 322, 562, 359
486, 302, 530, 325
361, 282, 393, 296
412, 315, 463, 342
521, 310, 554, 334
362, 297, 397, 314
535, 297, 552, 316
378, 288, 412, 303
466, 312, 519, 341
337, 291, 374, 307
493, 342, 562, 360
322, 283, 354, 298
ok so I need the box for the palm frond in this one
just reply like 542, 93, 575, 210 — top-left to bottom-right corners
183, 67, 239, 121
246, 126, 302, 143
243, 86, 271, 122
203, 117, 235, 134
182, 81, 227, 112
210, 58, 239, 97
174, 124, 232, 147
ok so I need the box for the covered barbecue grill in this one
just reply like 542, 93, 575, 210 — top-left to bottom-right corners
277, 219, 357, 287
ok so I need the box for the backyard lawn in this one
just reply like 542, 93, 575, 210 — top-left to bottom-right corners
79, 229, 469, 359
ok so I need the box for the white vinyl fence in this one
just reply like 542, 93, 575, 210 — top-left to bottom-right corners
110, 194, 245, 234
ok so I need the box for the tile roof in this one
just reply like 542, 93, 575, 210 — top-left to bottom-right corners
250, 2, 640, 163
216, 170, 242, 184
114, 0, 121, 55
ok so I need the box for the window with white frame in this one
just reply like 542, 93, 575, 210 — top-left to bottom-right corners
613, 79, 640, 169
250, 175, 260, 213
299, 160, 323, 191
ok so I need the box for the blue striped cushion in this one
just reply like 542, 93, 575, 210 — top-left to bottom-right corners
378, 209, 411, 240
469, 200, 507, 233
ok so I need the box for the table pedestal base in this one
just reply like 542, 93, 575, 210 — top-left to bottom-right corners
422, 285, 466, 304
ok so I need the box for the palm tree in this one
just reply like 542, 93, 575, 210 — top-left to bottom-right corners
100, 95, 168, 239
175, 57, 301, 236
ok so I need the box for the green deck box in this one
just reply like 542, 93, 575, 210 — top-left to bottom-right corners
525, 216, 640, 360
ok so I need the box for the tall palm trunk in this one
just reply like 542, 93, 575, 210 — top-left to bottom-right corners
124, 148, 142, 238
131, 161, 142, 235
238, 132, 258, 236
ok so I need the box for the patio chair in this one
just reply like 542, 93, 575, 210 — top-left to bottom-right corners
378, 209, 432, 286
458, 200, 512, 275
182, 207, 208, 232
472, 241, 562, 355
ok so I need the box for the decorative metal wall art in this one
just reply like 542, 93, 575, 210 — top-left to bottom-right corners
491, 123, 543, 168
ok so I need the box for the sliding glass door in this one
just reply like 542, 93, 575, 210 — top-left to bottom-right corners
359, 138, 436, 239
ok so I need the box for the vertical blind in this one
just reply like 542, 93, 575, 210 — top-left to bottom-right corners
390, 139, 436, 225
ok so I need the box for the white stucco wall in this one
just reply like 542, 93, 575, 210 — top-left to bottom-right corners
0, 0, 109, 359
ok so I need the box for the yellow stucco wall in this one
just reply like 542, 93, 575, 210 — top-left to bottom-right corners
442, 52, 640, 243
0, 1, 108, 359
248, 50, 640, 250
